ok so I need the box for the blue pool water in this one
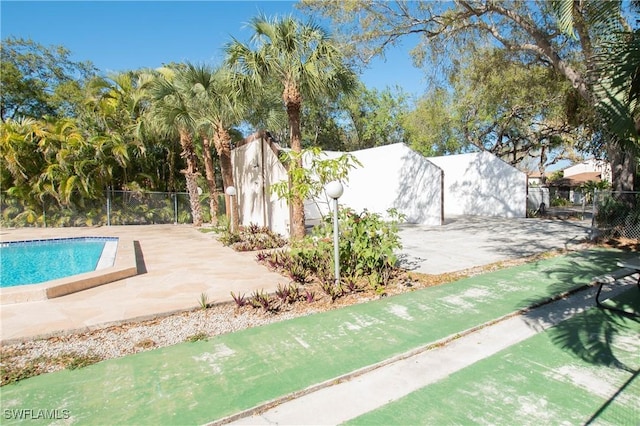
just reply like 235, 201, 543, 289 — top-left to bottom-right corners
0, 237, 115, 288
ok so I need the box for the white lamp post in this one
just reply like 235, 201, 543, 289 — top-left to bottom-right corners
225, 186, 237, 233
325, 181, 344, 286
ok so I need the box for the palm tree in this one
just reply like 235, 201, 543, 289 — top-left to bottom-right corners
181, 64, 248, 229
225, 15, 357, 238
147, 66, 203, 226
553, 0, 639, 192
82, 72, 149, 190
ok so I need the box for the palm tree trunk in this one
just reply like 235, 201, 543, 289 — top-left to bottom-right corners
201, 134, 219, 226
287, 97, 306, 239
213, 125, 238, 231
179, 129, 202, 226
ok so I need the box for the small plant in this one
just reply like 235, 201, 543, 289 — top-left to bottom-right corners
230, 291, 247, 307
342, 273, 361, 293
186, 332, 208, 342
287, 283, 300, 303
0, 362, 43, 386
135, 338, 156, 349
368, 272, 387, 296
249, 289, 275, 312
319, 279, 343, 302
261, 249, 296, 272
57, 353, 102, 370
219, 222, 287, 251
275, 283, 292, 303
255, 251, 270, 262
198, 292, 209, 310
287, 260, 311, 284
304, 289, 316, 303
275, 283, 301, 305
218, 231, 241, 246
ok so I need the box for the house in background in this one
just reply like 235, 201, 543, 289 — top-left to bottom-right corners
231, 134, 528, 236
548, 158, 611, 203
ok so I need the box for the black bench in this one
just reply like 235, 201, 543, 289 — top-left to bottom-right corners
592, 267, 640, 316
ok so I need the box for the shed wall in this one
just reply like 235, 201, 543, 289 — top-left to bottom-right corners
429, 151, 527, 218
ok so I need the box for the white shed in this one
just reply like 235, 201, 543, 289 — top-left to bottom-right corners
232, 136, 527, 236
429, 151, 527, 218
307, 143, 443, 226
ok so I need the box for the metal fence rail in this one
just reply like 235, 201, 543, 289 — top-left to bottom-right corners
592, 190, 640, 240
1, 190, 224, 228
3, 189, 639, 242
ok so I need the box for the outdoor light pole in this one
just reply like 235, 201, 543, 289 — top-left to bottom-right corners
225, 186, 237, 233
325, 181, 344, 286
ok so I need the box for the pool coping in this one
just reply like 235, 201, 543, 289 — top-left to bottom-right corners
0, 237, 138, 305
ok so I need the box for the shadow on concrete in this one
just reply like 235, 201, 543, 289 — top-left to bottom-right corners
585, 369, 639, 425
133, 240, 147, 274
517, 250, 637, 365
398, 215, 595, 274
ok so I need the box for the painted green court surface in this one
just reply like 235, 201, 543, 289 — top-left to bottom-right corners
346, 289, 640, 425
1, 248, 637, 425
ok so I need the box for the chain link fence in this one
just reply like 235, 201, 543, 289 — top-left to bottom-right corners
591, 190, 640, 240
1, 190, 225, 228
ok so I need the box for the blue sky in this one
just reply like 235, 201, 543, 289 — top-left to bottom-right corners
1, 1, 427, 97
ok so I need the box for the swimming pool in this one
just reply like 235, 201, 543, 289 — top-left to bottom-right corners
1, 237, 118, 288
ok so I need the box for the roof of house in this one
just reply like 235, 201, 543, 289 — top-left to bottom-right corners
547, 171, 602, 187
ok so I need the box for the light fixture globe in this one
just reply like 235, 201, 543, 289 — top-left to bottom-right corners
325, 181, 344, 199
225, 186, 237, 196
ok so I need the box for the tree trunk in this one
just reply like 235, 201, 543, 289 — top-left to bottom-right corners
213, 125, 238, 232
607, 140, 636, 193
201, 134, 219, 226
285, 83, 306, 239
179, 129, 202, 226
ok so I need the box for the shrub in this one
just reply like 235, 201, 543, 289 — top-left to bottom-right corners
252, 207, 405, 301
304, 207, 405, 280
218, 223, 287, 251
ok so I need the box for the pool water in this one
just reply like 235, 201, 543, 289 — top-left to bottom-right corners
0, 238, 116, 288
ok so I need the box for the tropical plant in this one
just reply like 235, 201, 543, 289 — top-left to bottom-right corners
218, 223, 287, 251
198, 292, 209, 310
225, 15, 358, 238
230, 291, 247, 308
185, 332, 208, 342
178, 64, 248, 227
146, 67, 203, 226
248, 289, 275, 312
580, 180, 612, 204
81, 71, 149, 190
270, 146, 361, 218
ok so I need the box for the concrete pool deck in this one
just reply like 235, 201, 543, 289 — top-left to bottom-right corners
1, 216, 595, 342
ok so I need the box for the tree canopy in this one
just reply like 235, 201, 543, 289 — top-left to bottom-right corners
299, 0, 639, 190
1, 37, 97, 121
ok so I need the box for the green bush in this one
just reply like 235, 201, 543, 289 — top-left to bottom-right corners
218, 223, 287, 251
550, 196, 572, 207
292, 207, 405, 288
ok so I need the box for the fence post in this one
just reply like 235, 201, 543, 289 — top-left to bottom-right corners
590, 189, 597, 239
107, 189, 111, 226
42, 200, 47, 228
174, 193, 178, 225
